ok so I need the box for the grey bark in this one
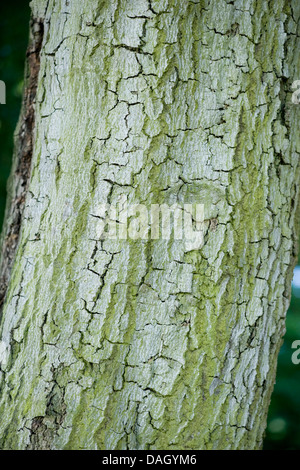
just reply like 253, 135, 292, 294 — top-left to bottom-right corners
0, 0, 299, 450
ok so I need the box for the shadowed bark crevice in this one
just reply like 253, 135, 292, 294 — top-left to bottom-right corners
0, 17, 44, 314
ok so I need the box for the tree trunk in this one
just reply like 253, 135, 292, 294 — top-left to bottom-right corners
0, 0, 299, 450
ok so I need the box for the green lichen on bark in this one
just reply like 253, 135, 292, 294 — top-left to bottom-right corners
0, 0, 299, 450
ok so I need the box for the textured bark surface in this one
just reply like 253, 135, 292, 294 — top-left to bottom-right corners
0, 0, 299, 450
0, 16, 44, 311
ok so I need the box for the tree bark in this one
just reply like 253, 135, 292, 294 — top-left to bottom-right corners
0, 0, 299, 450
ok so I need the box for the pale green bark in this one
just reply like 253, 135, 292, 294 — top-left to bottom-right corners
0, 0, 299, 450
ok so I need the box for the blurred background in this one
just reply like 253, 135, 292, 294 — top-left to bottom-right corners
0, 1, 299, 451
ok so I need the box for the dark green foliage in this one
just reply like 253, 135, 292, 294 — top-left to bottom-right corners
264, 293, 300, 450
0, 1, 30, 230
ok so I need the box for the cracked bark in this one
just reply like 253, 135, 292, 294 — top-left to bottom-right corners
0, 0, 299, 450
0, 16, 44, 313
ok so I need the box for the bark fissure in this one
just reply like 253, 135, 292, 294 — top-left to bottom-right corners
0, 17, 44, 313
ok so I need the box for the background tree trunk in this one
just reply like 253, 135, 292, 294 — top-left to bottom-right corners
0, 0, 299, 450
